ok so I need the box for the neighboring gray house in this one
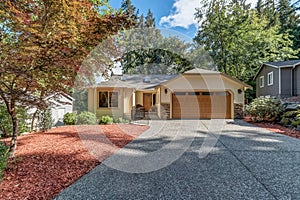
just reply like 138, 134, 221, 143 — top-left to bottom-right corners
255, 60, 300, 98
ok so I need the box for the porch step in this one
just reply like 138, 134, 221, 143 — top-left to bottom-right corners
144, 112, 159, 120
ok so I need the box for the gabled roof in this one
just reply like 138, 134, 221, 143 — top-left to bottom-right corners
88, 68, 252, 90
254, 60, 300, 80
88, 74, 177, 90
163, 68, 252, 90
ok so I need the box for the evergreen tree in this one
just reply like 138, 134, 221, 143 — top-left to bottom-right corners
277, 0, 300, 54
256, 0, 264, 17
260, 0, 278, 27
121, 0, 138, 25
138, 14, 145, 28
145, 9, 156, 28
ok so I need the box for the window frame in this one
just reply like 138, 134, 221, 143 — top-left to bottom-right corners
98, 91, 119, 108
259, 76, 264, 88
267, 71, 273, 86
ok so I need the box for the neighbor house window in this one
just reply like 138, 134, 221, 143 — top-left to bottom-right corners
259, 76, 264, 88
267, 71, 273, 86
99, 91, 118, 108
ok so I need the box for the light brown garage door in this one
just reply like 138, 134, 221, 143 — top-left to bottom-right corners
172, 91, 231, 119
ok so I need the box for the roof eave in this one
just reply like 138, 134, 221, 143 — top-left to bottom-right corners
221, 73, 253, 90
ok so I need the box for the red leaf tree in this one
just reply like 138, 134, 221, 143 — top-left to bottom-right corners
0, 0, 133, 157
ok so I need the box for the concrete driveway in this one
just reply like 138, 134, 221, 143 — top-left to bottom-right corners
55, 120, 300, 200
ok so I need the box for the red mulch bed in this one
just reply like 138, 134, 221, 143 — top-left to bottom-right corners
244, 117, 300, 139
0, 124, 148, 200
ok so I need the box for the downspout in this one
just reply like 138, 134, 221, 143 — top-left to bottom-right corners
292, 65, 296, 96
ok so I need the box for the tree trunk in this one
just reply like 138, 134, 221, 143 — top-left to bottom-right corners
31, 109, 39, 131
9, 109, 18, 158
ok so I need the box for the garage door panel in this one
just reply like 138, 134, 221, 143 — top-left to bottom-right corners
172, 91, 231, 119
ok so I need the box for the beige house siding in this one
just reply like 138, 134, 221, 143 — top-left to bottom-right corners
162, 75, 244, 103
88, 88, 95, 113
123, 88, 134, 115
160, 86, 172, 103
135, 91, 143, 105
88, 88, 125, 119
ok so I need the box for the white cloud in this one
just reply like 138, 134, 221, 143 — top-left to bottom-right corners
159, 0, 258, 29
159, 0, 201, 29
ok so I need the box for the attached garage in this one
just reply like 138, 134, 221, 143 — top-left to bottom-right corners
172, 91, 231, 119
157, 68, 252, 119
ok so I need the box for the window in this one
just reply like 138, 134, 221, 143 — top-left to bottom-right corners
267, 72, 273, 86
99, 91, 118, 108
259, 76, 264, 88
174, 92, 186, 96
188, 92, 200, 96
202, 92, 214, 96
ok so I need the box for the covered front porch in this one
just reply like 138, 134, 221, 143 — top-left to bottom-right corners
87, 87, 159, 120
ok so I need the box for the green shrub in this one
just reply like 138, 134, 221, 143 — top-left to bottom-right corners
114, 117, 129, 124
291, 119, 300, 127
99, 115, 114, 125
0, 142, 9, 180
38, 108, 54, 131
63, 112, 77, 125
282, 110, 300, 118
0, 105, 29, 137
280, 117, 290, 126
280, 110, 300, 127
245, 97, 284, 122
76, 112, 98, 125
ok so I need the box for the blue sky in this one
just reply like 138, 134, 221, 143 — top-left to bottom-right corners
110, 0, 258, 39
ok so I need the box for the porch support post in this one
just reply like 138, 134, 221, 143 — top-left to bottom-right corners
133, 90, 136, 106
93, 88, 97, 114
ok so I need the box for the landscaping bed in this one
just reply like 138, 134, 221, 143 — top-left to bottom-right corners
0, 124, 148, 200
244, 117, 300, 139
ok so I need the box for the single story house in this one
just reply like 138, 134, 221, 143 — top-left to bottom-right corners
87, 68, 251, 120
255, 60, 300, 98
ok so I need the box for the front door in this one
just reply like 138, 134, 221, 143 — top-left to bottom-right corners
143, 93, 152, 111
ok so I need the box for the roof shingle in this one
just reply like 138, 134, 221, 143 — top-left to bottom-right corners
264, 60, 300, 68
